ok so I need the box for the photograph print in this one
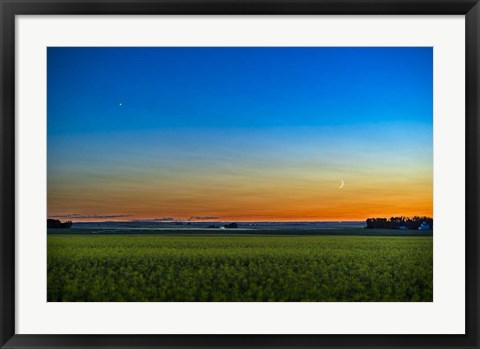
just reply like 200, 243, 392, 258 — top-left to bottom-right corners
47, 47, 433, 302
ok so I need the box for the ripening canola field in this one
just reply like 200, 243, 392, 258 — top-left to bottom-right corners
47, 235, 433, 302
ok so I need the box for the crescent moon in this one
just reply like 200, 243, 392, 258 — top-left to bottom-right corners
338, 179, 344, 189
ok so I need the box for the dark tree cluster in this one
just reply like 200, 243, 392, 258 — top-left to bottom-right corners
365, 216, 433, 230
224, 223, 238, 229
47, 219, 73, 229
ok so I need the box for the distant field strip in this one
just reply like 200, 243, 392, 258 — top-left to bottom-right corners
47, 227, 433, 236
48, 235, 433, 302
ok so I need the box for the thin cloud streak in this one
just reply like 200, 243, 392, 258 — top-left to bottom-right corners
49, 214, 130, 220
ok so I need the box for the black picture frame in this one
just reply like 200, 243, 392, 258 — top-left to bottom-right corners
1, 0, 479, 348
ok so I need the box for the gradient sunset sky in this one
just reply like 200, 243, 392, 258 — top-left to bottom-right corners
47, 47, 432, 222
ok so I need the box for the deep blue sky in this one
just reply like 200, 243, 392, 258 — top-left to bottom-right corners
48, 47, 432, 134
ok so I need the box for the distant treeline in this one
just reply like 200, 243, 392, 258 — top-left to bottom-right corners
365, 216, 433, 230
48, 219, 73, 229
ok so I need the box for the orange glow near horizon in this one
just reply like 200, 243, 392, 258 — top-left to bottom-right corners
48, 159, 433, 223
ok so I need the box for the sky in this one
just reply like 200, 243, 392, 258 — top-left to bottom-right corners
47, 47, 433, 222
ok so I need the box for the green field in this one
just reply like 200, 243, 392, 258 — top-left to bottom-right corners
48, 234, 433, 302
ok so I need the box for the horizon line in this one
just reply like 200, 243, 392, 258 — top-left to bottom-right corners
47, 218, 432, 224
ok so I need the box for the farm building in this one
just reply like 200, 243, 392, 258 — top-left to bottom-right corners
418, 221, 431, 230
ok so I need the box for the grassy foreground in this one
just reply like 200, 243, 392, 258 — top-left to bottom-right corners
48, 235, 433, 302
